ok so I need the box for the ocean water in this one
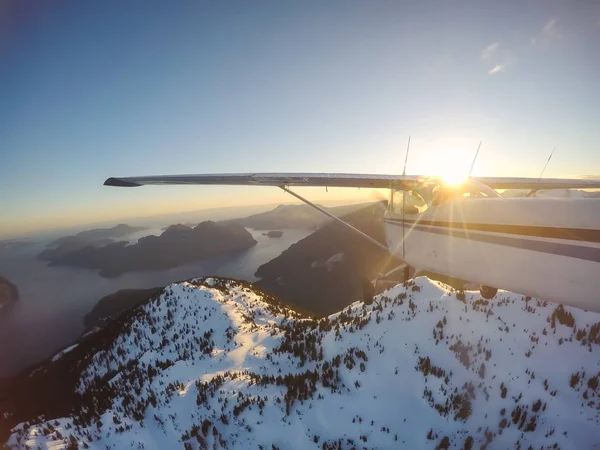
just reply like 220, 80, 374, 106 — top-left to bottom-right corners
0, 228, 311, 377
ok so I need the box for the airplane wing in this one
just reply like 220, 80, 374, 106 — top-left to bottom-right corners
104, 173, 600, 191
104, 173, 429, 189
472, 177, 600, 190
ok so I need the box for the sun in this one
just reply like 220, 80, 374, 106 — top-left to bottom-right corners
435, 159, 469, 185
440, 171, 468, 186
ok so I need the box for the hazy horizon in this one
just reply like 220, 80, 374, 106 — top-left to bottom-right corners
0, 195, 376, 241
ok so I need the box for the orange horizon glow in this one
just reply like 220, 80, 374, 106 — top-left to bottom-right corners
0, 187, 385, 239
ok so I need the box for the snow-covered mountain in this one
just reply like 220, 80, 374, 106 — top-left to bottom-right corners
5, 277, 600, 449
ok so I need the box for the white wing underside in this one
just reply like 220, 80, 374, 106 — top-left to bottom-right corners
104, 173, 600, 190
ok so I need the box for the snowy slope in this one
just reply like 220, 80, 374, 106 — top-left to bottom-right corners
6, 277, 600, 449
50, 344, 80, 362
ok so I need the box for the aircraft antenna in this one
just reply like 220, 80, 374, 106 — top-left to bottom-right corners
402, 136, 411, 265
537, 147, 555, 182
468, 141, 482, 178
526, 146, 556, 197
403, 136, 411, 176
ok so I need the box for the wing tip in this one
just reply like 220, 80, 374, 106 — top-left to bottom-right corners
104, 177, 141, 187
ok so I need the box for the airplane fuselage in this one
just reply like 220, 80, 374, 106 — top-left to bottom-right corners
384, 193, 600, 312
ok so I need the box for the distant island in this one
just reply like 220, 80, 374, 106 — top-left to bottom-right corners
51, 224, 147, 246
0, 275, 19, 310
223, 203, 368, 230
39, 224, 147, 261
263, 230, 283, 238
43, 221, 257, 277
0, 240, 33, 251
161, 222, 196, 231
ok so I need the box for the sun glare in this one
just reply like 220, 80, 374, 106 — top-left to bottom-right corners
434, 158, 469, 185
440, 171, 468, 186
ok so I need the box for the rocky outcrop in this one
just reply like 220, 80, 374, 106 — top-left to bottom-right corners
0, 275, 18, 309
83, 287, 164, 330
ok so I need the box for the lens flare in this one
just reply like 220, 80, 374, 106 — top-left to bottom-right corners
440, 171, 468, 186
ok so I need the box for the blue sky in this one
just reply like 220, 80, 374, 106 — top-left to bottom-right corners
1, 1, 599, 237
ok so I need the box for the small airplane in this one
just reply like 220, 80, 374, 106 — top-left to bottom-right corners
104, 172, 600, 312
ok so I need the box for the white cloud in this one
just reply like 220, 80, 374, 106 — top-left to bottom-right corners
543, 19, 557, 33
480, 42, 514, 75
481, 18, 566, 76
481, 42, 499, 60
532, 19, 563, 46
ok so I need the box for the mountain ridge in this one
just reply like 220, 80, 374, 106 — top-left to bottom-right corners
221, 203, 371, 230
3, 277, 599, 449
254, 201, 399, 315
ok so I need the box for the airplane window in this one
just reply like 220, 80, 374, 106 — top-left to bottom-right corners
393, 190, 427, 214
474, 184, 501, 198
431, 184, 499, 205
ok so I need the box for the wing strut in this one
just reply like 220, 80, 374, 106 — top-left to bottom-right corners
279, 186, 390, 253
